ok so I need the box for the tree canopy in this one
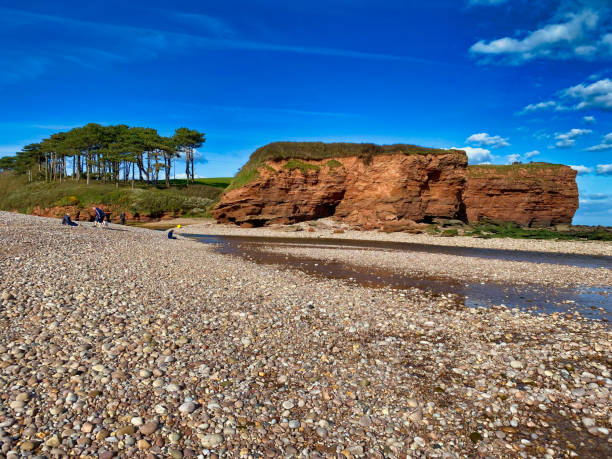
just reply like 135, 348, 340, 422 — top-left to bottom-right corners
0, 123, 206, 187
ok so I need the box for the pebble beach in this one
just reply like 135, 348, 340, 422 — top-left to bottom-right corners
0, 212, 610, 458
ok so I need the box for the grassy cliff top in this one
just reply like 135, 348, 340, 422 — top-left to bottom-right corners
248, 141, 460, 164
226, 141, 464, 191
467, 163, 569, 176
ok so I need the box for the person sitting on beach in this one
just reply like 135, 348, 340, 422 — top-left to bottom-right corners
61, 214, 78, 227
93, 207, 105, 228
168, 229, 177, 239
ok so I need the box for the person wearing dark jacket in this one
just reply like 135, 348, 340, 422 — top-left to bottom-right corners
120, 212, 126, 225
93, 207, 105, 227
61, 214, 78, 227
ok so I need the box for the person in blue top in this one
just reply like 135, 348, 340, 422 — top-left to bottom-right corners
93, 207, 105, 227
61, 214, 78, 227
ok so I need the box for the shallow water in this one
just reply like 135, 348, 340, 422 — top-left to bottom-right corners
185, 234, 611, 321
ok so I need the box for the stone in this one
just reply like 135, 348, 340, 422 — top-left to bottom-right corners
20, 441, 35, 451
510, 360, 523, 369
154, 404, 167, 415
358, 415, 372, 427
45, 435, 60, 447
201, 434, 224, 448
131, 417, 144, 426
178, 401, 196, 414
116, 425, 135, 436
137, 439, 151, 450
139, 421, 159, 435
288, 420, 300, 429
282, 400, 294, 410
165, 383, 180, 392
96, 430, 110, 441
582, 417, 595, 428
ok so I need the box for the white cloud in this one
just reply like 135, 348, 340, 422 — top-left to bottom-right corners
524, 150, 540, 159
506, 153, 522, 163
554, 128, 592, 148
596, 164, 612, 175
521, 100, 567, 113
569, 165, 593, 174
561, 78, 612, 110
466, 132, 510, 148
469, 9, 611, 64
583, 115, 596, 124
523, 78, 612, 115
585, 132, 612, 151
452, 146, 493, 163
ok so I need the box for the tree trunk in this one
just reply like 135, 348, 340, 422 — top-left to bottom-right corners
165, 155, 170, 188
86, 150, 91, 185
191, 150, 195, 183
185, 150, 190, 187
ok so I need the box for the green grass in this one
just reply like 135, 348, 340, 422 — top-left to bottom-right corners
465, 221, 612, 241
282, 159, 321, 173
226, 141, 464, 191
0, 172, 225, 218
169, 177, 232, 189
326, 159, 343, 170
467, 163, 567, 178
441, 229, 459, 237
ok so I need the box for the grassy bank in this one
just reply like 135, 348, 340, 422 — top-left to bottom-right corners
466, 221, 612, 241
0, 173, 227, 218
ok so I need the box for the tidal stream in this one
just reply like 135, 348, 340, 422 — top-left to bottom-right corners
185, 234, 611, 321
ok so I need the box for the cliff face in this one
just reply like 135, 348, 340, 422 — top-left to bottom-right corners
212, 151, 468, 228
213, 142, 580, 228
463, 164, 579, 227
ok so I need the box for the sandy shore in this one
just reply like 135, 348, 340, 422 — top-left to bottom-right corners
174, 218, 612, 257
0, 212, 610, 458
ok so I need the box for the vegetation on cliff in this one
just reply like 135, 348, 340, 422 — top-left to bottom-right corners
467, 163, 568, 178
226, 141, 463, 191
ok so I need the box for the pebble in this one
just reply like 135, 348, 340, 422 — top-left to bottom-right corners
178, 401, 196, 414
131, 417, 144, 426
139, 421, 159, 435
358, 415, 372, 427
201, 434, 224, 448
282, 400, 294, 410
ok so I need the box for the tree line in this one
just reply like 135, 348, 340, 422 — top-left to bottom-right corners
0, 123, 205, 187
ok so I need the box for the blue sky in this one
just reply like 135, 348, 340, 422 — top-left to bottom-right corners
0, 0, 611, 224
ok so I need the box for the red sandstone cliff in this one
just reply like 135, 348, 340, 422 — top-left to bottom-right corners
212, 151, 467, 228
213, 143, 579, 229
463, 164, 578, 227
